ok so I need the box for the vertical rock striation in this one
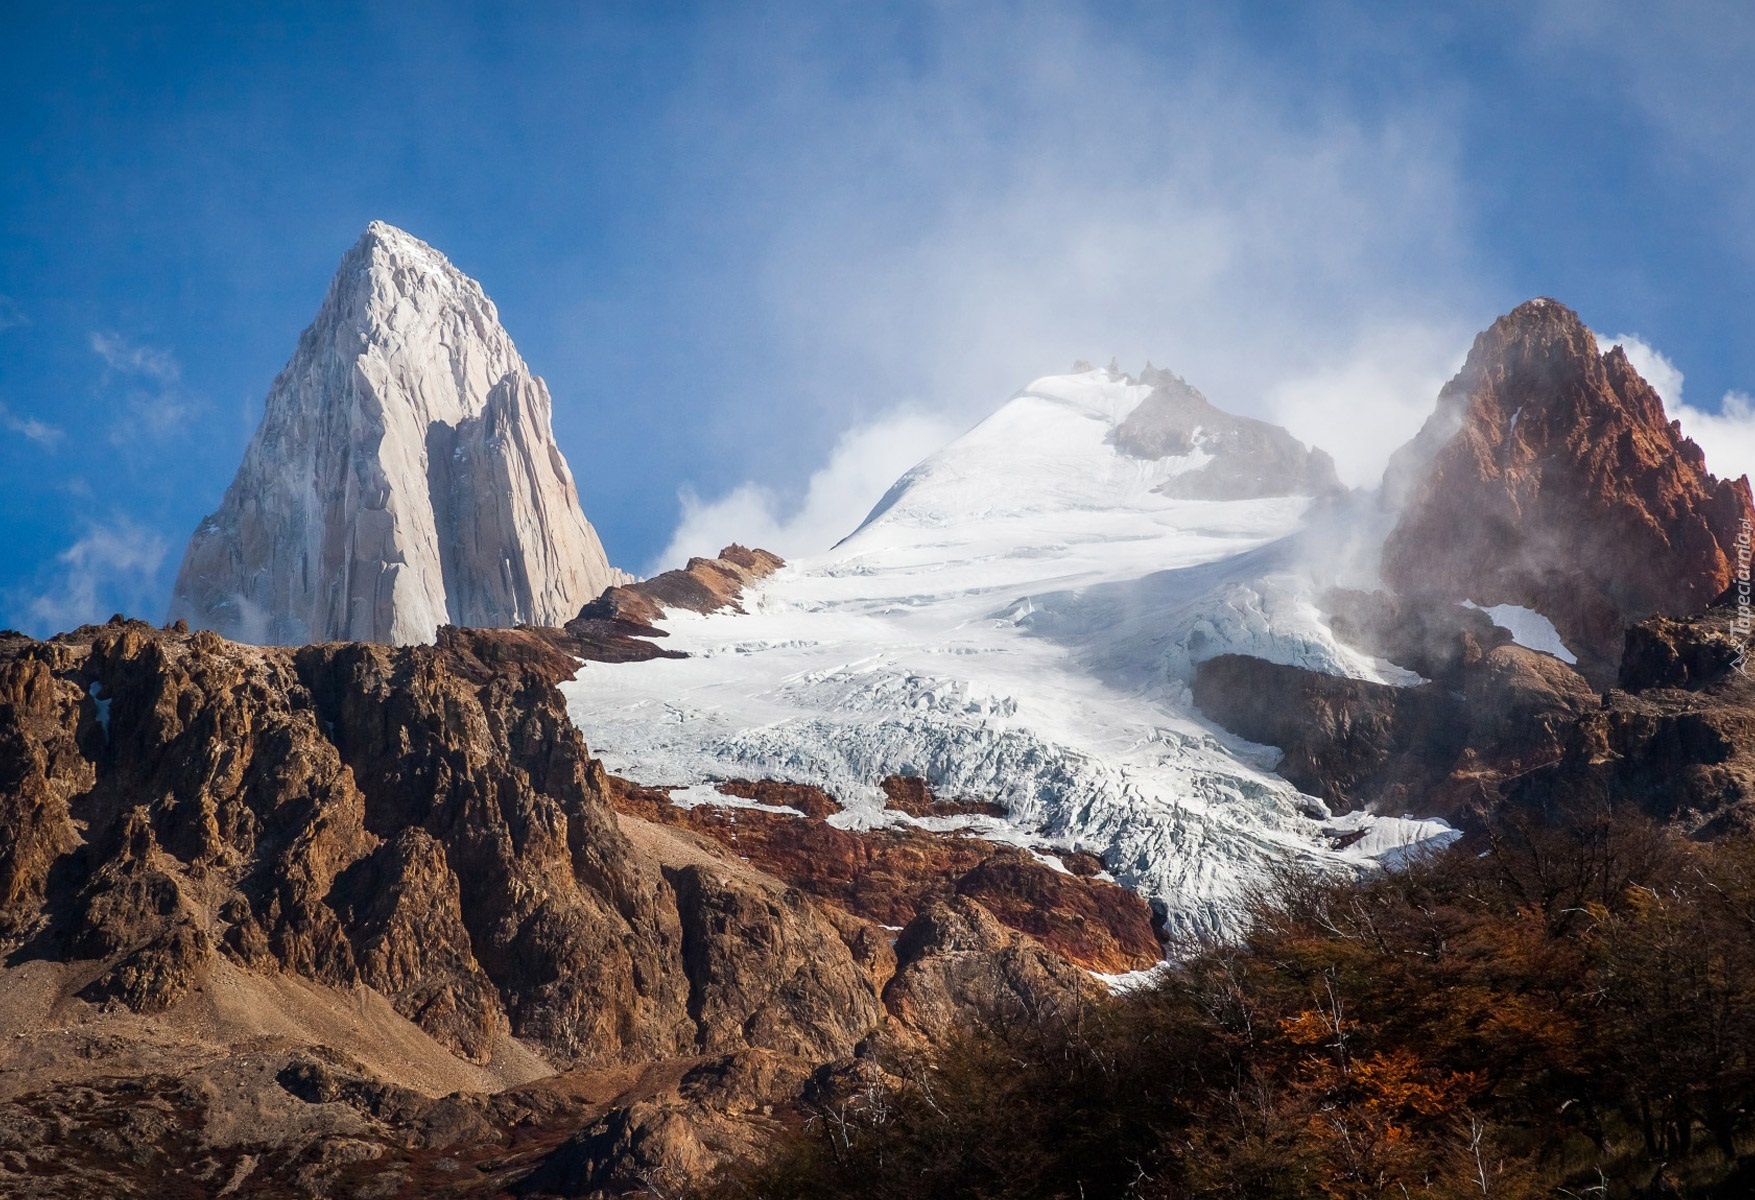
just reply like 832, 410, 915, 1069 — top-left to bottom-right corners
170, 221, 621, 645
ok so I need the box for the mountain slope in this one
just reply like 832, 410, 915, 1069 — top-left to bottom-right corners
0, 616, 1120, 1195
169, 222, 621, 646
561, 367, 1452, 938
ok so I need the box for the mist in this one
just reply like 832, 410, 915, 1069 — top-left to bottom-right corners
641, 5, 1490, 567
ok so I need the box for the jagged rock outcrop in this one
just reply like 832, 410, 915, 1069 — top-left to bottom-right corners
882, 896, 1103, 1042
1193, 592, 1597, 820
1382, 298, 1755, 684
1114, 365, 1342, 499
879, 774, 1005, 818
169, 222, 622, 646
1195, 581, 1755, 841
601, 771, 1161, 975
0, 620, 911, 1072
0, 616, 1127, 1196
1508, 603, 1755, 836
544, 544, 784, 664
511, 1050, 816, 1199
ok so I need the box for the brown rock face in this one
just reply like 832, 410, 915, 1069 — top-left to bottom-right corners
1194, 655, 1467, 812
1382, 298, 1754, 684
0, 619, 898, 1076
549, 543, 785, 664
599, 770, 1161, 975
878, 774, 1005, 819
1508, 603, 1755, 837
512, 1049, 816, 1199
882, 896, 1103, 1041
1193, 592, 1596, 821
669, 864, 884, 1061
715, 778, 840, 819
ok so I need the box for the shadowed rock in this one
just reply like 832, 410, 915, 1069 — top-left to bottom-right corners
1115, 366, 1342, 500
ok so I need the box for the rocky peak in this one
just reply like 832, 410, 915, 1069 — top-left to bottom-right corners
1114, 365, 1342, 500
1381, 297, 1754, 684
169, 222, 623, 646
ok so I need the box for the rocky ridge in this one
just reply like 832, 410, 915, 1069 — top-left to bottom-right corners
1193, 297, 1755, 837
546, 544, 784, 664
169, 222, 623, 647
1381, 297, 1754, 684
0, 614, 1118, 1196
1114, 364, 1342, 500
1193, 593, 1598, 822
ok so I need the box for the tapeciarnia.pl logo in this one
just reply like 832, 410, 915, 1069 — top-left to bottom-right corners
1735, 517, 1752, 676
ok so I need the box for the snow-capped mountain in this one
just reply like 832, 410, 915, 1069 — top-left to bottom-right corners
561, 366, 1455, 936
170, 222, 623, 646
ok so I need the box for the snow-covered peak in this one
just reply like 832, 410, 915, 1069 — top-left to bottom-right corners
854, 368, 1339, 544
853, 370, 1180, 535
306, 223, 518, 424
563, 364, 1446, 940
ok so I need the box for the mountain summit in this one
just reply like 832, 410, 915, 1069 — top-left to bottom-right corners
1115, 365, 1341, 500
1381, 297, 1753, 683
169, 223, 621, 645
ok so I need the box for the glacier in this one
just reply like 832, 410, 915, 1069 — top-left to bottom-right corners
561, 368, 1457, 937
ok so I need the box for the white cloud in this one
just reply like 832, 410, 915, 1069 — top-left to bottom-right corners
650, 409, 962, 573
90, 331, 181, 382
0, 295, 27, 333
0, 401, 63, 448
1601, 331, 1686, 408
1597, 330, 1755, 483
1261, 323, 1469, 489
652, 9, 1485, 561
89, 331, 195, 439
16, 518, 170, 637
1676, 391, 1755, 484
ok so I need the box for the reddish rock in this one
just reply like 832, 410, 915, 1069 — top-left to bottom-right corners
598, 770, 1160, 974
554, 544, 784, 663
716, 778, 840, 819
879, 774, 1005, 818
883, 896, 1103, 1040
0, 619, 893, 1075
1052, 849, 1108, 878
1382, 298, 1754, 684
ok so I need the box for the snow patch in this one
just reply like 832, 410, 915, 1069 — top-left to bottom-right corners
1325, 809, 1462, 868
87, 681, 111, 742
1464, 601, 1578, 664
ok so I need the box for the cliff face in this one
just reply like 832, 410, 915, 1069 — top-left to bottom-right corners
1192, 593, 1597, 821
1506, 603, 1755, 837
169, 222, 621, 646
0, 617, 1117, 1195
1381, 298, 1754, 683
0, 619, 899, 1069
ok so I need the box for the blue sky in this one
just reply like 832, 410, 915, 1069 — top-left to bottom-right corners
3, 1, 1754, 634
